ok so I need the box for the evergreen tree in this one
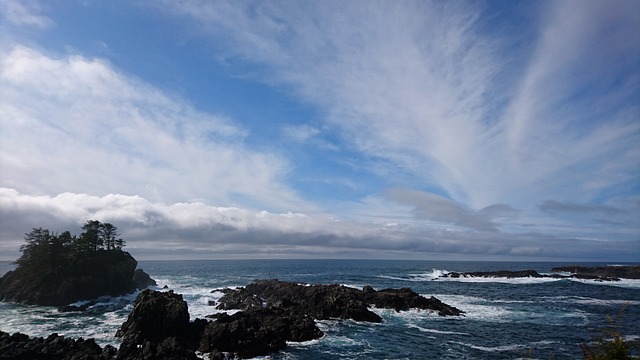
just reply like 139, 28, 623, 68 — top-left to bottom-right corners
101, 222, 119, 250
114, 237, 126, 250
80, 220, 104, 251
14, 221, 127, 272
15, 228, 51, 268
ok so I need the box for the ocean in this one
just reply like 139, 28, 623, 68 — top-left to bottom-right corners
1, 260, 638, 359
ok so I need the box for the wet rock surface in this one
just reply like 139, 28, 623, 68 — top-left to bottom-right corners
0, 331, 117, 360
115, 289, 203, 360
551, 265, 640, 280
216, 279, 464, 318
436, 266, 640, 282
1, 280, 463, 359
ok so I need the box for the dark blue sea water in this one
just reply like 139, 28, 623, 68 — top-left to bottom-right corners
1, 260, 639, 359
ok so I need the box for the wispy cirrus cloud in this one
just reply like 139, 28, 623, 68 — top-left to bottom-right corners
161, 0, 639, 212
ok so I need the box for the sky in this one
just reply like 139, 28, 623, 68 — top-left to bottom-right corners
0, 0, 638, 262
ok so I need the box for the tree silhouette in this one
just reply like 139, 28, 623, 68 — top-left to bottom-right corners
101, 223, 119, 250
14, 221, 127, 273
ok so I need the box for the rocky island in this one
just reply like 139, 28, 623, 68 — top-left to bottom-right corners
434, 265, 640, 281
0, 221, 156, 307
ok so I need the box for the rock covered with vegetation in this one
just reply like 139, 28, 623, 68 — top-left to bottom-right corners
0, 221, 155, 306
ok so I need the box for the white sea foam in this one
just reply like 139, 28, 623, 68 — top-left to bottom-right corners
407, 324, 469, 335
370, 306, 441, 320
451, 340, 556, 352
153, 276, 243, 320
431, 294, 590, 326
410, 269, 640, 288
287, 338, 321, 347
568, 277, 640, 289
541, 296, 640, 306
434, 294, 513, 322
0, 299, 129, 347
426, 270, 564, 284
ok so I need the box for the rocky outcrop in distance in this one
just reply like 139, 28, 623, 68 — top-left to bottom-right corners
436, 265, 640, 281
551, 265, 640, 280
0, 251, 156, 307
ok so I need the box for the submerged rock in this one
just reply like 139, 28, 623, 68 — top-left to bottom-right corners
442, 270, 545, 279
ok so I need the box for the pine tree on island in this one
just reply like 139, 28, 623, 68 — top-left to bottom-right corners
0, 220, 154, 307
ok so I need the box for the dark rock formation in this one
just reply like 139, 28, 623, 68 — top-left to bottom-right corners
443, 270, 545, 279
132, 268, 157, 289
2, 282, 463, 359
215, 279, 464, 318
441, 265, 640, 281
366, 287, 463, 316
551, 265, 640, 280
435, 266, 640, 282
115, 289, 204, 360
0, 330, 117, 360
200, 308, 323, 358
0, 251, 155, 306
57, 300, 98, 312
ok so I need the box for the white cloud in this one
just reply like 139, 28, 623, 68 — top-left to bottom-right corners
1, 187, 637, 261
502, 0, 640, 205
0, 45, 310, 211
0, 0, 53, 29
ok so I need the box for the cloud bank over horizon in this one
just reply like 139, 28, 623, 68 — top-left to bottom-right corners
0, 0, 638, 261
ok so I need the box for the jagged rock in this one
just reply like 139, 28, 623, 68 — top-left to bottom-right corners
215, 279, 464, 320
115, 289, 204, 360
117, 289, 191, 343
2, 281, 464, 360
200, 308, 323, 358
132, 268, 157, 289
367, 287, 464, 316
0, 330, 117, 360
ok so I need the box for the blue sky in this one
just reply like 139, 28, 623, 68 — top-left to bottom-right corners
0, 0, 638, 261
